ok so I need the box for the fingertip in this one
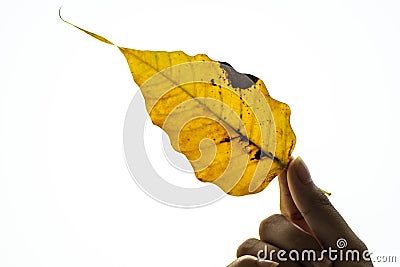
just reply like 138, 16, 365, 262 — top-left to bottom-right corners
287, 156, 319, 203
228, 255, 279, 267
259, 214, 286, 241
257, 259, 279, 267
291, 156, 312, 184
236, 238, 259, 257
288, 157, 329, 206
227, 255, 255, 267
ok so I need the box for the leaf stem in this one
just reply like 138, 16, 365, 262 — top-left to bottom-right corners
320, 188, 332, 197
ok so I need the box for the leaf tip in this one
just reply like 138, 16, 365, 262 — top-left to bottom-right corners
58, 7, 114, 46
58, 5, 72, 26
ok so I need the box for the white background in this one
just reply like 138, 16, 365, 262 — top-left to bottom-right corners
1, 0, 399, 266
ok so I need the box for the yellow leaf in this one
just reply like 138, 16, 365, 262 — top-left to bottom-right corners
62, 17, 296, 196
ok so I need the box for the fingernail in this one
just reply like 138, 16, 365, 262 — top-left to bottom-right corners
294, 156, 312, 184
257, 260, 279, 267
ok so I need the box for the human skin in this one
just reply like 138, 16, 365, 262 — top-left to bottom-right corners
227, 157, 373, 267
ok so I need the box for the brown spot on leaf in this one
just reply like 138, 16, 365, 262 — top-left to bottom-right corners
219, 61, 259, 89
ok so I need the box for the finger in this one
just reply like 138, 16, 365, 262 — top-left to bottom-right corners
237, 238, 302, 267
237, 238, 277, 258
227, 255, 279, 267
259, 214, 332, 267
286, 157, 364, 249
279, 169, 311, 233
259, 214, 321, 251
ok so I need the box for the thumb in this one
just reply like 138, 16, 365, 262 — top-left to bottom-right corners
286, 157, 359, 249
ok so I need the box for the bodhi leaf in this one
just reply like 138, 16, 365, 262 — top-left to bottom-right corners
62, 17, 296, 196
